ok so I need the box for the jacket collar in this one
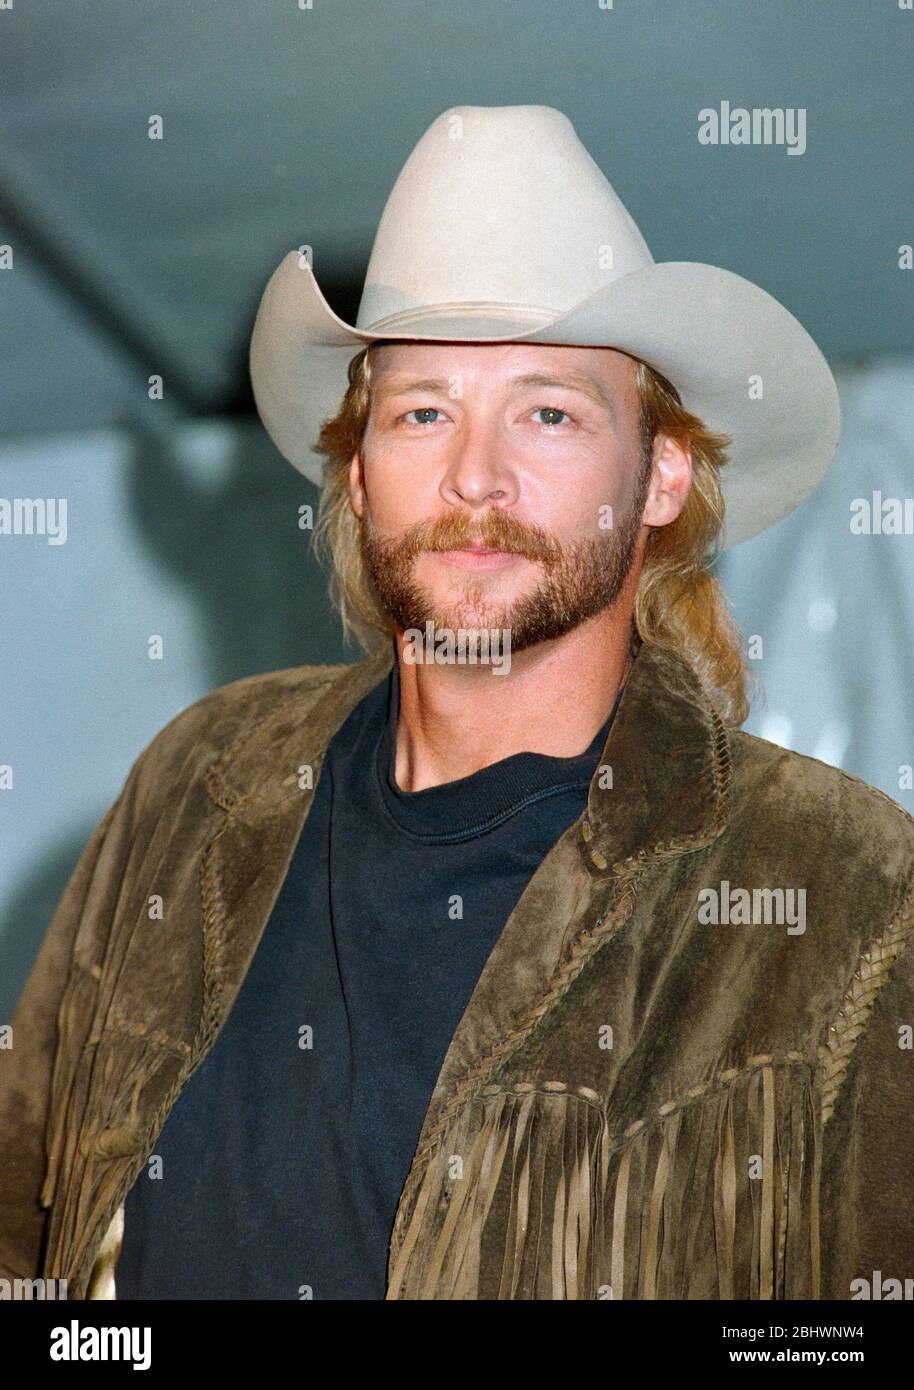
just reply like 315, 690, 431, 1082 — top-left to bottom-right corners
208, 634, 731, 874
581, 635, 732, 874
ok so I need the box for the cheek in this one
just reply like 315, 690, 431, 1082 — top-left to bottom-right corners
359, 450, 438, 532
533, 456, 630, 538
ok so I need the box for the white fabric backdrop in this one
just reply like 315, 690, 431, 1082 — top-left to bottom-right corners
718, 354, 913, 812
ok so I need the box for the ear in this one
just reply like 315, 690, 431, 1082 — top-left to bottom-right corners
349, 453, 365, 519
640, 434, 692, 529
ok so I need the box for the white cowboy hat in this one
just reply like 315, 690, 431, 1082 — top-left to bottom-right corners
249, 104, 841, 549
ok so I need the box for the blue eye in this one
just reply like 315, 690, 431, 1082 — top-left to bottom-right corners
533, 406, 572, 427
403, 408, 443, 425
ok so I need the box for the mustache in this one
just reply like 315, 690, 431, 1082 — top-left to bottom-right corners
393, 514, 562, 564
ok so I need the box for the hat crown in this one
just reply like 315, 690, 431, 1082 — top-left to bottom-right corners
356, 105, 654, 331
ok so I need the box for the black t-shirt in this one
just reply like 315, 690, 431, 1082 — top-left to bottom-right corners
115, 657, 623, 1299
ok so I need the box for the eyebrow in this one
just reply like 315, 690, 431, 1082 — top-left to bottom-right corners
373, 370, 617, 420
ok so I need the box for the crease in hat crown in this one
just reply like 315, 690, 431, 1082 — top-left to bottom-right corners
354, 104, 655, 333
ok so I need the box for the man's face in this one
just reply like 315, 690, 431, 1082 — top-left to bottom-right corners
349, 341, 658, 653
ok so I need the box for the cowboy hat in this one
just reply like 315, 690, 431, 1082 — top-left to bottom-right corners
249, 104, 841, 549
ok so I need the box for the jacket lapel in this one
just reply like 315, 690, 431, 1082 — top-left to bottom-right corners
195, 644, 394, 1061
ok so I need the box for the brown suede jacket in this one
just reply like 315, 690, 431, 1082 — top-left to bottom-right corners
2, 639, 913, 1300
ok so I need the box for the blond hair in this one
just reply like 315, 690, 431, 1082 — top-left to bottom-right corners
312, 344, 752, 724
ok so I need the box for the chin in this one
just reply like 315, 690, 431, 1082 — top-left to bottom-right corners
432, 583, 527, 622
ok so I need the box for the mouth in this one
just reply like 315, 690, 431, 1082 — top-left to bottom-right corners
431, 546, 523, 572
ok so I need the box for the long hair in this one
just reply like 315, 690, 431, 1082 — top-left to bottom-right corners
312, 343, 752, 724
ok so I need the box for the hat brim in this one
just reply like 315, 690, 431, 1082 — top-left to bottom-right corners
249, 252, 841, 550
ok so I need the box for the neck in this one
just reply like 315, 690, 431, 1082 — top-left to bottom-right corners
392, 605, 635, 792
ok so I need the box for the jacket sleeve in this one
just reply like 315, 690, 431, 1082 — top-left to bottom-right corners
818, 883, 914, 1299
0, 763, 144, 1282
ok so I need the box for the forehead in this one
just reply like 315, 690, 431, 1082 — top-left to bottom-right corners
368, 339, 638, 400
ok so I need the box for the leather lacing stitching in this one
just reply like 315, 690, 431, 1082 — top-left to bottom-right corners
84, 1018, 191, 1059
818, 864, 914, 1126
474, 1050, 813, 1146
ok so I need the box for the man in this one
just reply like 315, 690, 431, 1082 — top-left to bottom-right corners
2, 105, 912, 1301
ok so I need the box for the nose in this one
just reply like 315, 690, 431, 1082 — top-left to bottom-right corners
439, 421, 518, 508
